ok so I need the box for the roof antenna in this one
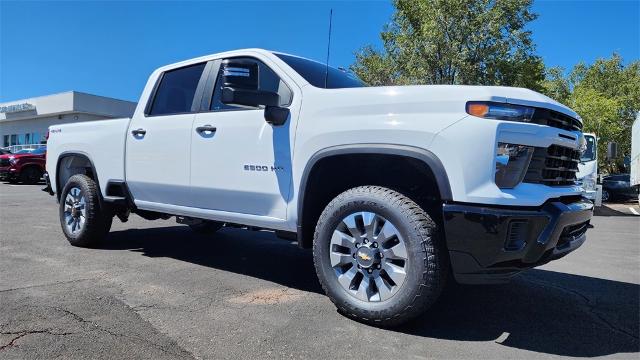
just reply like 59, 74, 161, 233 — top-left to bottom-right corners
324, 8, 333, 88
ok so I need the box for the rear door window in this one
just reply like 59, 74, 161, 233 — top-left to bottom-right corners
149, 63, 206, 116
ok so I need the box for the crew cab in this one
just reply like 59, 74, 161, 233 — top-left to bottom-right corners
0, 147, 46, 184
44, 49, 592, 326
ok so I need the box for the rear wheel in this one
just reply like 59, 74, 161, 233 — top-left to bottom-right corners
601, 189, 610, 202
20, 166, 43, 184
59, 174, 112, 247
313, 186, 447, 327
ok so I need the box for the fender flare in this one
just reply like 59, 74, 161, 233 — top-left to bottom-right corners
55, 151, 101, 200
296, 144, 453, 241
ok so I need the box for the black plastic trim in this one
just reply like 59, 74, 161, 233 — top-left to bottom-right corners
296, 144, 453, 246
199, 59, 221, 111
105, 180, 136, 209
55, 151, 101, 202
443, 197, 593, 284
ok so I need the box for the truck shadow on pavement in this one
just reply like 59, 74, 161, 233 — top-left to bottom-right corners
104, 226, 639, 358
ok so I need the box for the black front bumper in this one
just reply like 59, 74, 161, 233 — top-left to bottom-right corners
443, 197, 593, 284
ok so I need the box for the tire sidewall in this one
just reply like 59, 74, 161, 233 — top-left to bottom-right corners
21, 166, 42, 184
59, 175, 104, 246
314, 190, 433, 318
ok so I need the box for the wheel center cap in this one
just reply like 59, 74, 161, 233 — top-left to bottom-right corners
355, 247, 376, 268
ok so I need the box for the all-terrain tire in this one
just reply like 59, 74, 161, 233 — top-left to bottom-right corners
313, 186, 448, 327
59, 174, 112, 247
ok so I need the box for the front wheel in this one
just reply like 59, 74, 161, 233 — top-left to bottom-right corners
59, 174, 112, 247
601, 189, 610, 202
20, 166, 43, 184
313, 186, 447, 327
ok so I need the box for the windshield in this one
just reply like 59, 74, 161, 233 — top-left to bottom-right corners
274, 53, 366, 89
14, 149, 33, 154
581, 135, 596, 162
31, 147, 46, 154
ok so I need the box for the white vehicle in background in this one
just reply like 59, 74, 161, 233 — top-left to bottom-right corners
577, 133, 598, 202
631, 113, 640, 206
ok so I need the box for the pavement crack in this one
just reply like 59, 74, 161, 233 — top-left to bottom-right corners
131, 303, 159, 311
0, 329, 75, 351
52, 306, 195, 358
0, 278, 98, 294
524, 276, 639, 341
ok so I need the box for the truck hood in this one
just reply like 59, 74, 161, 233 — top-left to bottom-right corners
1, 153, 46, 160
315, 84, 580, 121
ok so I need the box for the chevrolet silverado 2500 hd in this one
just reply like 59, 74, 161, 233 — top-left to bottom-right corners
45, 49, 592, 326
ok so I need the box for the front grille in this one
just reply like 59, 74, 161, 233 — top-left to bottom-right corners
524, 144, 580, 186
532, 108, 582, 132
0, 159, 9, 167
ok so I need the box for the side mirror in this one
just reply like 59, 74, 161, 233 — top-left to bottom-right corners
219, 59, 289, 126
220, 59, 279, 108
265, 106, 289, 126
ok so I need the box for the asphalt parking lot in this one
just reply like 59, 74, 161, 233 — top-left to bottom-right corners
1, 182, 638, 359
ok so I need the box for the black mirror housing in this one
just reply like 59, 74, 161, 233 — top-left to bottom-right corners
221, 87, 279, 107
265, 106, 289, 126
221, 59, 259, 90
219, 58, 288, 126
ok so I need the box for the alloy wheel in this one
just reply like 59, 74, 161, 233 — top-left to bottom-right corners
329, 211, 409, 302
63, 187, 86, 234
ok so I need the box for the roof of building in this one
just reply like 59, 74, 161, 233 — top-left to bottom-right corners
0, 91, 137, 122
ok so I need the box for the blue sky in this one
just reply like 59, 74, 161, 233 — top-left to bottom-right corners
1, 0, 638, 102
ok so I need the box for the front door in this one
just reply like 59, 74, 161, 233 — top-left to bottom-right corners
126, 62, 208, 206
190, 57, 298, 219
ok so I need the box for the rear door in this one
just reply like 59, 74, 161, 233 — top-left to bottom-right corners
126, 62, 209, 206
189, 56, 298, 219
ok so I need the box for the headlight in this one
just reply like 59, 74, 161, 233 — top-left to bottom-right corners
467, 101, 535, 123
580, 176, 596, 191
495, 143, 534, 188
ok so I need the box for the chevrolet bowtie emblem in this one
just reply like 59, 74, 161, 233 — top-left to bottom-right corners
358, 252, 371, 261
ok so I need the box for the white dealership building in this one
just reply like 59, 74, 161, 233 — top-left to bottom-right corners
0, 91, 136, 149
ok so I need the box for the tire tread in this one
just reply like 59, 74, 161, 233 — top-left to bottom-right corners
313, 185, 447, 327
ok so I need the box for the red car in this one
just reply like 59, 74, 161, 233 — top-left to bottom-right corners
0, 147, 46, 184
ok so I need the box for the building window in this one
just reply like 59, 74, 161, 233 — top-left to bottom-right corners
3, 135, 8, 147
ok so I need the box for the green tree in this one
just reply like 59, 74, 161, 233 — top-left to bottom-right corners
541, 55, 640, 171
541, 66, 571, 104
351, 0, 545, 89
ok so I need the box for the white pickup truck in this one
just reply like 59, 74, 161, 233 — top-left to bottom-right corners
45, 48, 592, 326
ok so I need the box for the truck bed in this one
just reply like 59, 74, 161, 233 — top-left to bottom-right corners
45, 117, 131, 196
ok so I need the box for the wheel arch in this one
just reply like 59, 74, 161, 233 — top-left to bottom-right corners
296, 144, 452, 248
55, 151, 101, 202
